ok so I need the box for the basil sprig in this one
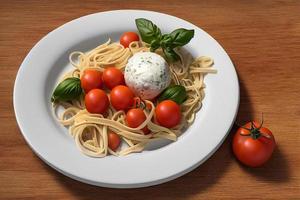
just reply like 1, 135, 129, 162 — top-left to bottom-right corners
135, 18, 194, 62
135, 18, 162, 44
51, 77, 82, 103
158, 85, 187, 104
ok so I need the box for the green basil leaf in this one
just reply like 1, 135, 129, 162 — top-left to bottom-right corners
158, 85, 187, 104
135, 18, 162, 44
150, 39, 160, 52
51, 77, 82, 103
135, 18, 194, 63
169, 28, 194, 47
160, 34, 173, 48
163, 48, 181, 62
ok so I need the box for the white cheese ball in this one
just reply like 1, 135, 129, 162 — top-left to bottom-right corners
124, 52, 171, 99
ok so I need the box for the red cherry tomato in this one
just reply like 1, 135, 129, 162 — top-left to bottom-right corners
80, 69, 103, 93
155, 100, 181, 128
232, 121, 276, 167
108, 132, 121, 151
110, 85, 134, 110
102, 67, 125, 90
120, 32, 140, 48
85, 89, 109, 114
126, 108, 150, 134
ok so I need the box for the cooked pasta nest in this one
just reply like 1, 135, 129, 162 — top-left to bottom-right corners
53, 39, 216, 157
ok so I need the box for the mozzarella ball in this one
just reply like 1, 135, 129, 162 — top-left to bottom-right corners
124, 52, 171, 99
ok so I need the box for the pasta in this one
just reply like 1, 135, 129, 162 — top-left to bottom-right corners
52, 39, 216, 157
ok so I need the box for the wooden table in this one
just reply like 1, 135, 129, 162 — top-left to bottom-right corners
1, 0, 299, 199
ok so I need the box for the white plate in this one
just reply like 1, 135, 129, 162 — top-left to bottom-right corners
14, 10, 239, 188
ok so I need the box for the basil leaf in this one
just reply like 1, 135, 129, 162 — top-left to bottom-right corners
163, 48, 181, 62
135, 18, 162, 44
169, 28, 194, 47
150, 39, 160, 52
135, 18, 194, 63
51, 77, 82, 103
158, 85, 187, 104
160, 34, 173, 48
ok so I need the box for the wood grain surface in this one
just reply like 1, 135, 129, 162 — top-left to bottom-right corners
0, 0, 299, 199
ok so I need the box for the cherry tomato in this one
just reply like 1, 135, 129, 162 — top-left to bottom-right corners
155, 100, 181, 128
85, 89, 109, 114
80, 69, 103, 93
120, 32, 140, 48
108, 132, 121, 151
232, 121, 276, 167
126, 108, 150, 134
110, 85, 134, 110
102, 67, 125, 90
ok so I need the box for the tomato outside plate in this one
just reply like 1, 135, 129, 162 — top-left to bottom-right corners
232, 121, 276, 167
